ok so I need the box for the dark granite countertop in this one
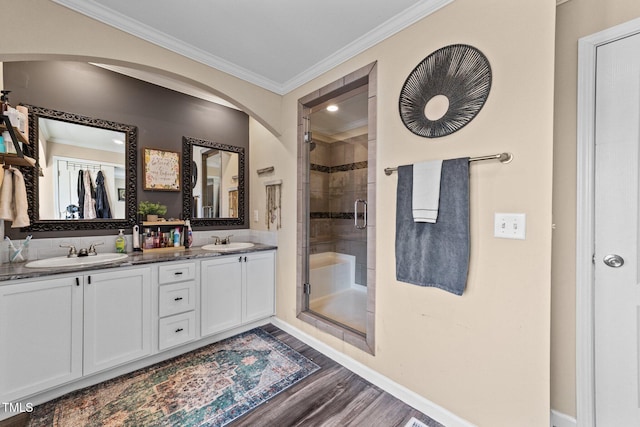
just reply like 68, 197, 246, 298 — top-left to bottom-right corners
0, 243, 277, 282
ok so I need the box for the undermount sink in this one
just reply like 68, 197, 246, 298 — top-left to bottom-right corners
25, 253, 129, 269
201, 242, 255, 252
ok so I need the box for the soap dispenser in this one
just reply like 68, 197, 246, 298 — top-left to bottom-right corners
115, 229, 127, 253
132, 224, 142, 252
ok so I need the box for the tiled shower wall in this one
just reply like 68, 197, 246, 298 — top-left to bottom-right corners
309, 135, 368, 285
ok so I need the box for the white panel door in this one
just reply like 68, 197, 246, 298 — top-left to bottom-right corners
0, 277, 83, 402
594, 32, 640, 425
243, 251, 275, 323
83, 267, 152, 375
200, 256, 242, 336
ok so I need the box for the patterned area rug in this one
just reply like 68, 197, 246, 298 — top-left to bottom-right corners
28, 328, 320, 426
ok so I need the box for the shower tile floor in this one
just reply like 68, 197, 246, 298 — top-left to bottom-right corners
310, 285, 367, 333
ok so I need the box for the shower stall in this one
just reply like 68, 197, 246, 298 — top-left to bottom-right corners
304, 87, 369, 334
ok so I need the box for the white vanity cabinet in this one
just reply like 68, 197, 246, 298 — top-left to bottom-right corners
83, 267, 152, 375
0, 248, 275, 414
157, 262, 197, 351
201, 256, 243, 336
0, 276, 83, 403
243, 251, 276, 323
201, 250, 275, 337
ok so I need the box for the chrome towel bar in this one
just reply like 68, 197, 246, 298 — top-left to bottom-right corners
384, 152, 513, 176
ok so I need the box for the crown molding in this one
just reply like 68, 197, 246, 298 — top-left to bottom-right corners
53, 0, 454, 95
51, 0, 284, 93
280, 0, 454, 94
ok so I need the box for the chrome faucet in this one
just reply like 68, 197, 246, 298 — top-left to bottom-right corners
59, 243, 78, 258
211, 234, 233, 245
61, 241, 104, 257
87, 242, 104, 256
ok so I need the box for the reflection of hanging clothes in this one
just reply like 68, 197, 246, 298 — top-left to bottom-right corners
77, 169, 85, 219
83, 170, 97, 219
95, 171, 111, 218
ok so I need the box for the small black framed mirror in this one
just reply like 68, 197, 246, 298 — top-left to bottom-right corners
182, 136, 245, 227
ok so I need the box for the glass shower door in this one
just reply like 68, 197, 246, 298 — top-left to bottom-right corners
304, 87, 369, 334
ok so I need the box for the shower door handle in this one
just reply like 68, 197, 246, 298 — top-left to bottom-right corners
354, 199, 367, 230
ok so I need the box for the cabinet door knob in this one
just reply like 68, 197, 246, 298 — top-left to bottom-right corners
239, 256, 242, 262
244, 256, 247, 262
75, 277, 80, 287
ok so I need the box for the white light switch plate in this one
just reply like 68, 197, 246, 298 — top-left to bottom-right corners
494, 213, 526, 240
253, 210, 259, 222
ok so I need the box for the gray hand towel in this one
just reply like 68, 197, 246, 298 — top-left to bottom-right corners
395, 158, 470, 295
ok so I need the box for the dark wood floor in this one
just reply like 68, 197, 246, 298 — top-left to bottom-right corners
232, 324, 442, 427
1, 324, 442, 427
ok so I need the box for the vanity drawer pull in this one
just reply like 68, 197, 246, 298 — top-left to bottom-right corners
158, 262, 195, 284
76, 277, 80, 287
159, 282, 196, 317
159, 311, 196, 351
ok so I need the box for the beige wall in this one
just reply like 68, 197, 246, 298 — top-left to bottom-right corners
271, 1, 555, 425
249, 118, 284, 230
553, 0, 640, 418
4, 0, 557, 425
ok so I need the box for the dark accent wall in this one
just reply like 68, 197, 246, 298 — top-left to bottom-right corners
3, 61, 249, 237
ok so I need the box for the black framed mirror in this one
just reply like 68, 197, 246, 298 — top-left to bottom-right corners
182, 136, 245, 227
24, 104, 138, 231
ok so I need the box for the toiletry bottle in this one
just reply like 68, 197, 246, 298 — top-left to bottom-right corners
2, 131, 13, 153
185, 219, 193, 248
145, 232, 154, 250
174, 227, 181, 247
0, 136, 5, 154
1, 90, 11, 116
115, 229, 126, 253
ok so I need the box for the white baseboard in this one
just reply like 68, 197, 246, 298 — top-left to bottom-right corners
271, 318, 475, 427
551, 410, 577, 427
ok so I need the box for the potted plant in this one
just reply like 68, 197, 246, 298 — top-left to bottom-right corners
138, 201, 167, 222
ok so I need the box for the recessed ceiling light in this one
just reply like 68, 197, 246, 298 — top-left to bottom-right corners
326, 105, 338, 112
112, 139, 124, 145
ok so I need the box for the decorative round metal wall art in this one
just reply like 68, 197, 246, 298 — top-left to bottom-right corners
399, 44, 492, 138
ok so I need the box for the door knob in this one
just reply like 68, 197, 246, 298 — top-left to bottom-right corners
603, 254, 624, 268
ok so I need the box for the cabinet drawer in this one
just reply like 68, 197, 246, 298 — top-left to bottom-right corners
158, 262, 196, 284
159, 281, 196, 317
159, 311, 196, 351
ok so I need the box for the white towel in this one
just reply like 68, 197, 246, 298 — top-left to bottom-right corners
412, 160, 443, 223
0, 168, 14, 221
11, 168, 29, 228
83, 170, 96, 219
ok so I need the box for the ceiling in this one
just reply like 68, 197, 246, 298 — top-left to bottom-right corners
40, 117, 125, 154
52, 0, 453, 95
